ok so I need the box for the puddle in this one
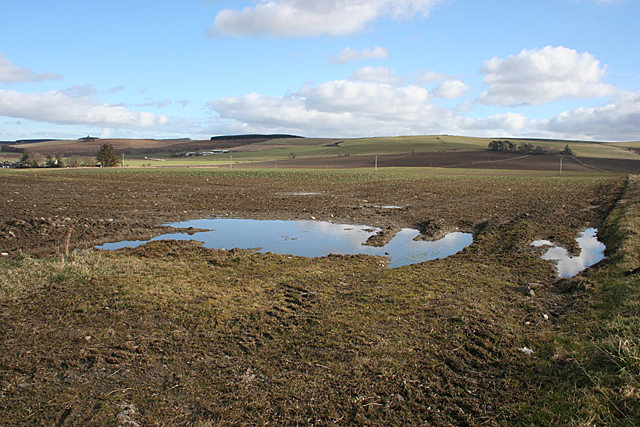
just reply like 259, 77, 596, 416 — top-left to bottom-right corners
96, 218, 473, 268
374, 205, 405, 209
531, 228, 605, 278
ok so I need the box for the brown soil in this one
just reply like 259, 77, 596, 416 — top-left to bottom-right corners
242, 151, 640, 174
0, 169, 620, 256
0, 168, 631, 426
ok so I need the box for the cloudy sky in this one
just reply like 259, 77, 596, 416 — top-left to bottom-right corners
1, 0, 639, 141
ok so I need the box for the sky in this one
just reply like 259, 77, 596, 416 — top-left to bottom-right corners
1, 0, 639, 142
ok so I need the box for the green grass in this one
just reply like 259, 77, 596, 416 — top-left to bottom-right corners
612, 141, 640, 149
571, 143, 640, 159
517, 174, 640, 426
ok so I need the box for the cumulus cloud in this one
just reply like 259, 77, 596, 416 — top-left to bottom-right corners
532, 91, 640, 141
205, 77, 530, 137
327, 46, 389, 64
460, 112, 528, 132
206, 80, 640, 140
348, 66, 404, 86
477, 46, 618, 106
0, 89, 171, 129
297, 80, 430, 118
207, 81, 435, 136
433, 79, 471, 99
0, 53, 62, 83
414, 70, 470, 99
206, 0, 447, 37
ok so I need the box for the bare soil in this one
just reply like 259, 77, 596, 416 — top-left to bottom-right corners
0, 169, 620, 256
242, 151, 640, 174
0, 168, 633, 426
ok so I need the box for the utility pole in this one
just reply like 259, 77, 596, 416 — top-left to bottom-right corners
122, 153, 125, 167
375, 156, 378, 172
560, 156, 563, 175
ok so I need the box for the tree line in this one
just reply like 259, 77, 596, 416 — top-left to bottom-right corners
488, 140, 574, 156
14, 144, 121, 168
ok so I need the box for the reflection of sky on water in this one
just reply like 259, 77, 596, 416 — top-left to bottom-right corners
96, 218, 473, 268
531, 228, 605, 278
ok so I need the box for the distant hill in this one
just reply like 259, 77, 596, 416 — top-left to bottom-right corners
210, 134, 304, 141
4, 134, 639, 162
14, 139, 58, 144
4, 136, 300, 156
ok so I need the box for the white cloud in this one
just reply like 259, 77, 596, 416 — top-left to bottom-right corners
348, 66, 404, 86
327, 46, 389, 64
206, 77, 533, 138
414, 70, 470, 99
297, 80, 432, 118
477, 46, 618, 106
63, 84, 98, 97
206, 0, 447, 37
461, 112, 528, 132
434, 79, 471, 99
0, 89, 171, 129
532, 91, 640, 141
0, 53, 62, 83
414, 70, 452, 84
207, 80, 436, 136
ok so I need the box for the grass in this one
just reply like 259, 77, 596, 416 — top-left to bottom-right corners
518, 174, 640, 426
0, 241, 543, 425
612, 141, 640, 149
0, 251, 144, 302
570, 143, 640, 159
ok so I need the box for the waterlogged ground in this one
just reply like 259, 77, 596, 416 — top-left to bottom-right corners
1, 168, 638, 426
0, 169, 621, 256
532, 228, 606, 277
97, 218, 474, 268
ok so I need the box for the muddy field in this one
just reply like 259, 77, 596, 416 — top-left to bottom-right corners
1, 168, 638, 426
0, 168, 622, 256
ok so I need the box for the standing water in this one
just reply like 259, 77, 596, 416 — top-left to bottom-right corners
96, 218, 473, 268
531, 228, 605, 278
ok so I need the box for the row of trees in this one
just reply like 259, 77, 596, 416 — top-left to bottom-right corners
18, 150, 65, 168
17, 144, 121, 168
488, 140, 574, 156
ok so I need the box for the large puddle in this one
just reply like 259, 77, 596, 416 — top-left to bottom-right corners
96, 218, 473, 268
531, 228, 606, 278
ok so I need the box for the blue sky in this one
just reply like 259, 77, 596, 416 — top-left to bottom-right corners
1, 0, 639, 141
